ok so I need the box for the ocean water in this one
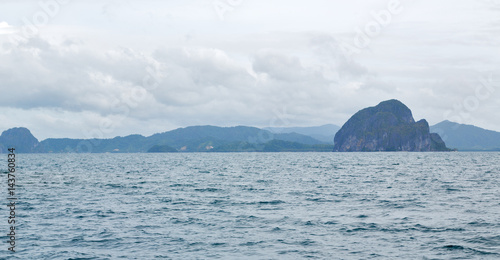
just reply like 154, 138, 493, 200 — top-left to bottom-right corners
3, 152, 500, 259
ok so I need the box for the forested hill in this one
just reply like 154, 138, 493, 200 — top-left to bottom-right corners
0, 125, 331, 153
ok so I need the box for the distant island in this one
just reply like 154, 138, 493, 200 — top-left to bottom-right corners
1, 100, 499, 153
0, 125, 335, 153
333, 99, 449, 152
430, 120, 500, 151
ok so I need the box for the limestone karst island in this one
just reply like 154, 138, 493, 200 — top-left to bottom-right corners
7, 99, 500, 153
333, 99, 450, 152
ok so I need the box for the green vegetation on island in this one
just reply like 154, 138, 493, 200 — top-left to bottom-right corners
2, 104, 499, 153
333, 100, 450, 152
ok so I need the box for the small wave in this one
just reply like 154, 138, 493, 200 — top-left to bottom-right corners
278, 249, 300, 255
209, 199, 227, 205
466, 235, 500, 247
342, 223, 379, 233
443, 244, 465, 250
414, 224, 465, 233
467, 221, 493, 227
104, 183, 123, 188
344, 227, 368, 233
210, 242, 227, 247
83, 238, 124, 244
305, 198, 334, 202
188, 242, 205, 247
239, 241, 265, 246
440, 245, 499, 255
258, 200, 285, 205
299, 239, 315, 246
170, 183, 195, 187
194, 188, 220, 192
67, 257, 102, 260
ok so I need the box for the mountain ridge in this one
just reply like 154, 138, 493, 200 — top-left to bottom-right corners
0, 125, 330, 153
430, 120, 500, 151
264, 124, 340, 144
2, 119, 499, 152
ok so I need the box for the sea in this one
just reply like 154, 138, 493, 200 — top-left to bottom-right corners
3, 152, 500, 259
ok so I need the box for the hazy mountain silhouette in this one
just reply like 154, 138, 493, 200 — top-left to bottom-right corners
0, 127, 39, 153
431, 120, 500, 151
264, 124, 340, 144
0, 125, 330, 153
3, 118, 498, 152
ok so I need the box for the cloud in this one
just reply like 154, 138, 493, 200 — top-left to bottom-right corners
253, 52, 311, 82
0, 21, 15, 35
1, 1, 499, 139
0, 33, 364, 138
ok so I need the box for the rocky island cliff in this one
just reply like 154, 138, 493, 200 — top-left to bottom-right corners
0, 127, 39, 153
333, 100, 449, 152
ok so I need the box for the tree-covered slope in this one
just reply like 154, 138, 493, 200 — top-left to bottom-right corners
333, 100, 449, 152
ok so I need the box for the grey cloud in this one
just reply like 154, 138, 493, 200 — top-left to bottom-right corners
308, 34, 369, 79
1, 0, 500, 138
151, 47, 257, 107
252, 52, 311, 82
0, 37, 161, 114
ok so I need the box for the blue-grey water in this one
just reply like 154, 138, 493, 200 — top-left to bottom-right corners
4, 152, 500, 259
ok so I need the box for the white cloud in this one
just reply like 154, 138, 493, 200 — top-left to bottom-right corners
0, 1, 499, 139
0, 21, 15, 35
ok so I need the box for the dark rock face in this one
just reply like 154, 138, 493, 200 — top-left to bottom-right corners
333, 100, 450, 152
0, 127, 40, 153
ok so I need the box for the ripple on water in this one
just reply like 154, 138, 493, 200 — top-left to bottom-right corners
11, 152, 500, 259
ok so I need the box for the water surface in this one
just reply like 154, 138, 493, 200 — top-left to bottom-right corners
4, 152, 500, 259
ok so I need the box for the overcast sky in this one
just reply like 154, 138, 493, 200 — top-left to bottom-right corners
0, 0, 499, 140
